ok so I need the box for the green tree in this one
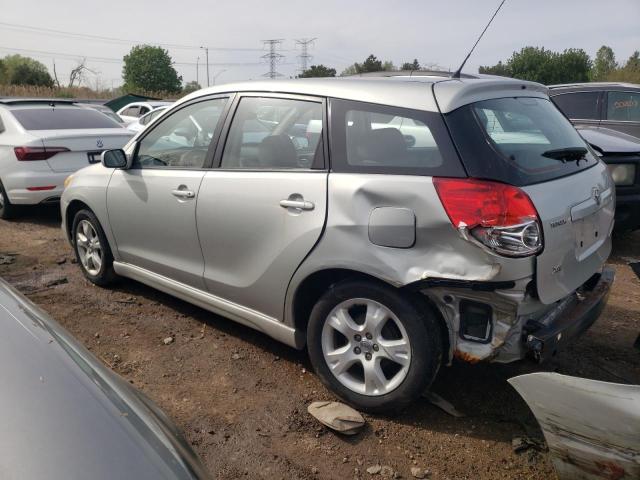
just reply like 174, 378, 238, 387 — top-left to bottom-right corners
299, 64, 336, 78
340, 55, 395, 76
401, 59, 421, 71
359, 54, 383, 73
607, 51, 640, 83
479, 47, 592, 84
479, 60, 511, 76
1, 55, 54, 87
592, 45, 617, 81
182, 81, 202, 94
122, 45, 182, 93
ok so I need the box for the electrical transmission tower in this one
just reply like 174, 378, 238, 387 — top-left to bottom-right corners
294, 38, 317, 74
261, 39, 285, 79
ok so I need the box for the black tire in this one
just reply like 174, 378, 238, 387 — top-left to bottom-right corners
307, 279, 443, 414
71, 209, 117, 286
0, 181, 19, 220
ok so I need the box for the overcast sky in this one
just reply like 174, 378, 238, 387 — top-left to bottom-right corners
0, 0, 638, 88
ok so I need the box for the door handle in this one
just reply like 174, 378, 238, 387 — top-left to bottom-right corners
279, 199, 314, 211
171, 189, 195, 199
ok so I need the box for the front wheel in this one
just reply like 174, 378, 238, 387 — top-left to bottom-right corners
307, 280, 442, 414
72, 209, 117, 286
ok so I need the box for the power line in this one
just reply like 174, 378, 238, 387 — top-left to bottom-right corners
0, 46, 266, 67
261, 39, 285, 79
0, 21, 265, 52
294, 38, 317, 73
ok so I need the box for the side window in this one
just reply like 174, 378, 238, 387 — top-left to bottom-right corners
122, 106, 140, 117
607, 91, 640, 122
551, 92, 599, 119
329, 99, 464, 176
134, 98, 228, 169
220, 96, 323, 169
138, 106, 149, 116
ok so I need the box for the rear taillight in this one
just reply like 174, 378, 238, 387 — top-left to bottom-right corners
433, 177, 542, 257
14, 146, 70, 161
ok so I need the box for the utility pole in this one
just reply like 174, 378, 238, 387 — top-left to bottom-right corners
196, 56, 199, 85
261, 39, 284, 79
294, 38, 317, 74
200, 46, 209, 86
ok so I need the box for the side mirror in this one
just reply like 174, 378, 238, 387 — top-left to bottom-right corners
101, 149, 127, 168
174, 126, 193, 139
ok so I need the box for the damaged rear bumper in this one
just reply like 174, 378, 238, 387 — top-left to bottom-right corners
523, 267, 615, 363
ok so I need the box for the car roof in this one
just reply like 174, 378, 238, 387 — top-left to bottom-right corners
0, 98, 78, 109
180, 76, 548, 113
548, 82, 640, 92
0, 278, 209, 480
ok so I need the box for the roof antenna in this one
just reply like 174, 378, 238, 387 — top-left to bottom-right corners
451, 0, 507, 79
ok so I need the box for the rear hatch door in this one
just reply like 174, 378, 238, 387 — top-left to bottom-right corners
34, 129, 133, 172
441, 93, 614, 304
522, 163, 614, 304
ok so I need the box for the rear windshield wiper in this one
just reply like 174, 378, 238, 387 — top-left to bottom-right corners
542, 147, 588, 162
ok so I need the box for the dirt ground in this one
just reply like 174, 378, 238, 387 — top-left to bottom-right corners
1, 206, 638, 480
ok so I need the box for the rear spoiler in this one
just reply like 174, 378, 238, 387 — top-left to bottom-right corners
0, 98, 76, 106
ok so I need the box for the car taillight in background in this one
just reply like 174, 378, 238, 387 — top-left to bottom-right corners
14, 146, 70, 161
607, 163, 636, 186
433, 177, 542, 257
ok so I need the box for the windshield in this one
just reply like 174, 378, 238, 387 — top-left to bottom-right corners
445, 97, 598, 186
12, 107, 122, 130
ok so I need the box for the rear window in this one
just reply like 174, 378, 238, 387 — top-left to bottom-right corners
329, 99, 464, 176
12, 107, 121, 130
445, 97, 598, 186
550, 92, 600, 119
606, 91, 640, 122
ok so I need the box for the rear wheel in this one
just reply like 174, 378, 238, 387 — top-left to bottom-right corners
307, 279, 442, 413
72, 209, 117, 286
0, 182, 19, 220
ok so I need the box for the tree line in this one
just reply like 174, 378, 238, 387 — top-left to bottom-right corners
479, 45, 640, 84
2, 45, 638, 96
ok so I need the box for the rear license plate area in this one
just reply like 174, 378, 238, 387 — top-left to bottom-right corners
87, 151, 103, 164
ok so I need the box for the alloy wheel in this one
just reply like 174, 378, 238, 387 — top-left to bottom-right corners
321, 298, 411, 396
76, 220, 103, 276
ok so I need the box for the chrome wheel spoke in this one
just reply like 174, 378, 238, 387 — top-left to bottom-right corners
326, 345, 359, 376
327, 308, 360, 338
378, 338, 411, 367
363, 359, 387, 395
90, 251, 102, 270
364, 301, 388, 336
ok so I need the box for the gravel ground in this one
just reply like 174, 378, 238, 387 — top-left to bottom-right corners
1, 206, 639, 480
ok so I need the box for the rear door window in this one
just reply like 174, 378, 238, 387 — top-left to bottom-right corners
220, 96, 323, 170
11, 107, 122, 130
606, 91, 640, 122
446, 97, 598, 186
329, 99, 464, 176
550, 92, 600, 120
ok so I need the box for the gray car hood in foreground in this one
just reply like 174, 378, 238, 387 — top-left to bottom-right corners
509, 373, 640, 480
577, 126, 640, 154
0, 278, 209, 480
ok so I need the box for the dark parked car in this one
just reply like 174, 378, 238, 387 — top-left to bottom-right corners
0, 278, 210, 480
549, 82, 640, 139
577, 125, 640, 231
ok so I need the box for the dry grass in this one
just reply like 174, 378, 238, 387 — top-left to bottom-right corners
0, 84, 182, 101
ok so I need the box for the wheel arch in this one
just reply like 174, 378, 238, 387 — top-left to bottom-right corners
288, 267, 450, 354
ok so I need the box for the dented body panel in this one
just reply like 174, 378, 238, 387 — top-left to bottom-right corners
509, 373, 640, 480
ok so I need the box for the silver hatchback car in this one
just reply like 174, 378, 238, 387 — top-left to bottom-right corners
62, 77, 615, 412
